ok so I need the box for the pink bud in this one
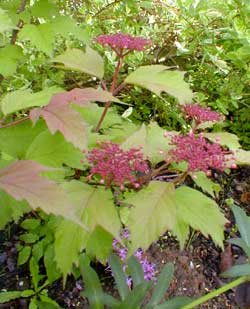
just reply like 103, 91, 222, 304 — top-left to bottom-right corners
163, 131, 168, 138
231, 163, 237, 169
159, 150, 164, 155
100, 179, 105, 185
120, 184, 125, 192
206, 170, 212, 177
134, 183, 140, 189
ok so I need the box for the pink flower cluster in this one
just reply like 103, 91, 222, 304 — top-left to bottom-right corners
87, 141, 149, 189
112, 229, 156, 287
169, 133, 228, 172
95, 33, 152, 52
181, 104, 222, 125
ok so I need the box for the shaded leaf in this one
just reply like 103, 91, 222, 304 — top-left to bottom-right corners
31, 0, 59, 19
79, 254, 104, 309
30, 92, 88, 150
148, 263, 174, 306
175, 186, 227, 248
126, 182, 176, 253
0, 190, 30, 229
0, 120, 46, 158
1, 86, 62, 116
0, 160, 81, 226
44, 245, 61, 283
127, 255, 144, 287
125, 65, 193, 104
18, 246, 31, 266
26, 130, 84, 169
118, 282, 152, 309
108, 254, 129, 301
221, 264, 250, 278
0, 45, 23, 77
52, 47, 104, 79
0, 291, 23, 303
227, 238, 250, 259
155, 296, 192, 309
172, 216, 190, 250
18, 23, 55, 56
231, 205, 250, 253
86, 226, 113, 264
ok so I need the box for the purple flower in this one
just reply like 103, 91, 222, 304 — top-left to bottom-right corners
169, 133, 229, 172
112, 229, 156, 287
181, 104, 223, 125
87, 141, 149, 188
95, 33, 152, 53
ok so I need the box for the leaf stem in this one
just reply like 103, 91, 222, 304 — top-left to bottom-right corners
0, 116, 29, 129
180, 276, 249, 309
94, 55, 123, 132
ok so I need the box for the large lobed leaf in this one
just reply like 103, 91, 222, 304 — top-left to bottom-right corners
0, 160, 81, 225
0, 45, 23, 77
52, 47, 104, 79
125, 65, 193, 104
0, 8, 17, 33
0, 86, 62, 116
175, 186, 227, 248
126, 182, 176, 253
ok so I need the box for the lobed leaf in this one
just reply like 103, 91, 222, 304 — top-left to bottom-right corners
52, 47, 104, 79
125, 65, 193, 104
126, 182, 176, 253
0, 45, 23, 77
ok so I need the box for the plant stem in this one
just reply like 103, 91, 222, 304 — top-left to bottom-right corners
94, 55, 123, 132
180, 276, 249, 309
0, 116, 29, 129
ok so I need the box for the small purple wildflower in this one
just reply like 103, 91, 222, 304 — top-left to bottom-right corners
87, 141, 149, 188
181, 104, 223, 125
112, 229, 156, 287
95, 33, 152, 53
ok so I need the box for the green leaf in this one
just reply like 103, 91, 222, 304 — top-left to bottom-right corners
122, 123, 173, 163
79, 254, 104, 309
38, 295, 60, 308
86, 226, 113, 264
52, 47, 104, 79
235, 149, 250, 165
32, 240, 44, 261
126, 182, 176, 252
148, 263, 174, 306
154, 296, 192, 309
50, 16, 90, 42
175, 186, 227, 248
44, 245, 61, 283
100, 293, 120, 307
221, 264, 250, 278
0, 45, 23, 77
125, 65, 193, 104
26, 130, 84, 169
21, 219, 41, 230
227, 238, 250, 259
108, 254, 129, 301
55, 181, 121, 279
193, 171, 221, 198
31, 0, 59, 19
204, 132, 241, 150
0, 190, 30, 229
127, 255, 144, 287
1, 86, 62, 115
0, 120, 46, 158
18, 246, 31, 265
0, 291, 22, 303
118, 282, 152, 309
171, 216, 189, 250
29, 298, 38, 309
231, 205, 250, 253
0, 8, 16, 33
30, 257, 42, 291
18, 23, 55, 56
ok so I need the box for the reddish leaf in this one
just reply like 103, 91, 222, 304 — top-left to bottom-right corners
29, 88, 119, 150
0, 160, 81, 225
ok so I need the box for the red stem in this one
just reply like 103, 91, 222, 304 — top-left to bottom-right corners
94, 55, 123, 132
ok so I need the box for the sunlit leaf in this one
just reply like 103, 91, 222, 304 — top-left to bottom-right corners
125, 65, 193, 104
204, 132, 241, 149
52, 47, 104, 79
0, 45, 23, 77
126, 182, 176, 253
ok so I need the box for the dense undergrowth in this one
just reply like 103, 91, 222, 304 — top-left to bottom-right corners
0, 0, 250, 308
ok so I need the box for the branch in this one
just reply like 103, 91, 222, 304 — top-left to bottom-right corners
92, 0, 123, 18
11, 0, 27, 45
0, 116, 29, 129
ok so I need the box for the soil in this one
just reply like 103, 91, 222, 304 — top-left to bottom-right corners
0, 167, 250, 309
